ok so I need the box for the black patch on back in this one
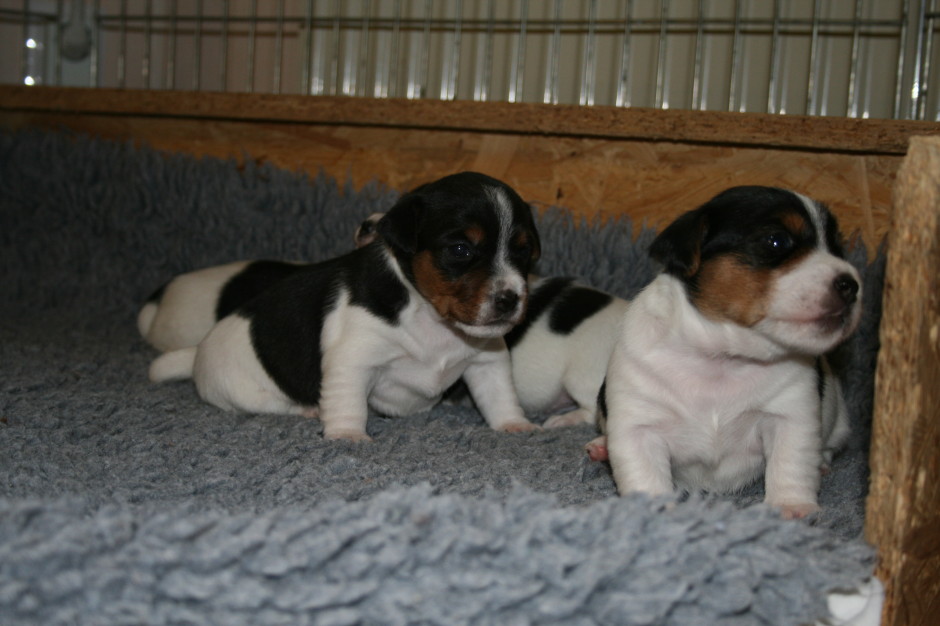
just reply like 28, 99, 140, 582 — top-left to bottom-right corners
216, 260, 306, 320
549, 286, 614, 335
239, 243, 409, 406
504, 277, 574, 349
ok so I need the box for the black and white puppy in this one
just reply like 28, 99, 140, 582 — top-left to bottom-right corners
595, 186, 860, 519
505, 277, 629, 427
149, 172, 542, 441
137, 215, 383, 352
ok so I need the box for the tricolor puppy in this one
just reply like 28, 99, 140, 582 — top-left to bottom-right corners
595, 186, 861, 519
505, 277, 629, 427
137, 215, 381, 352
149, 172, 541, 441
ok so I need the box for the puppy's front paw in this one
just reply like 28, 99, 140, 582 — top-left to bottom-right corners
584, 436, 609, 462
776, 502, 820, 520
498, 421, 540, 434
302, 406, 320, 419
544, 408, 593, 428
324, 428, 373, 443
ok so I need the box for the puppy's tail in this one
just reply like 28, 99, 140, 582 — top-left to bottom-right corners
149, 347, 197, 382
136, 302, 158, 340
137, 284, 166, 341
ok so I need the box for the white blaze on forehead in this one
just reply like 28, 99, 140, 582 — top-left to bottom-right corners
487, 185, 514, 252
486, 185, 527, 294
794, 191, 828, 251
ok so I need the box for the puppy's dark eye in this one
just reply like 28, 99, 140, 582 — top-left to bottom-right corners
447, 243, 473, 260
764, 231, 794, 253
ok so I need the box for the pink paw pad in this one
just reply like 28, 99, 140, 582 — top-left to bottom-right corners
584, 438, 609, 462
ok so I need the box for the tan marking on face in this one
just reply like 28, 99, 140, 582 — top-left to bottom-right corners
780, 212, 809, 236
686, 247, 702, 277
464, 226, 485, 246
693, 255, 770, 327
693, 238, 817, 327
412, 251, 490, 325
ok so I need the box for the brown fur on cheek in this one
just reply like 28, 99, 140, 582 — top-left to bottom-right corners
692, 255, 770, 327
412, 251, 491, 325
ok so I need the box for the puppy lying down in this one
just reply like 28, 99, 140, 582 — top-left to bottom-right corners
141, 208, 630, 432
149, 172, 541, 441
594, 186, 861, 519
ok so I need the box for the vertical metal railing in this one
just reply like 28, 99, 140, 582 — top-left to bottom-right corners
507, 0, 527, 103
615, 0, 633, 108
916, 0, 938, 119
2, 0, 938, 120
543, 0, 561, 105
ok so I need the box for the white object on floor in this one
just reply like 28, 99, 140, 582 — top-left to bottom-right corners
819, 577, 884, 626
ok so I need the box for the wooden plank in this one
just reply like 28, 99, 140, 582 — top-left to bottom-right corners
0, 111, 898, 250
865, 135, 940, 626
1, 85, 937, 155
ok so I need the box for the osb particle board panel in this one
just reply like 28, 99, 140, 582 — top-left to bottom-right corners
866, 136, 940, 626
2, 111, 899, 250
2, 86, 933, 154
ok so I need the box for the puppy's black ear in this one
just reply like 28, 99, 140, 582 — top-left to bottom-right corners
649, 209, 707, 277
530, 226, 542, 263
523, 207, 542, 263
376, 193, 425, 256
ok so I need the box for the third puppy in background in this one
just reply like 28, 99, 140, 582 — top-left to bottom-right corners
504, 277, 629, 427
596, 186, 861, 519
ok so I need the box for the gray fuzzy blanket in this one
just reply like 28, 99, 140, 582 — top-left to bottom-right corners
0, 129, 881, 625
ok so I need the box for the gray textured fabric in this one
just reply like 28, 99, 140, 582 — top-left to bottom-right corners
0, 129, 880, 625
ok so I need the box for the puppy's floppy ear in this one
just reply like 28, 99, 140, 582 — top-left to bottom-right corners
649, 209, 707, 278
523, 207, 542, 263
376, 192, 425, 255
530, 226, 542, 262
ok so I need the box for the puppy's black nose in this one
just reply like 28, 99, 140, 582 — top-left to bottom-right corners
833, 274, 859, 305
493, 290, 520, 315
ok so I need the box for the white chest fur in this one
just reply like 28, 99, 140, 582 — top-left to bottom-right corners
629, 345, 815, 492
321, 288, 496, 418
606, 274, 823, 500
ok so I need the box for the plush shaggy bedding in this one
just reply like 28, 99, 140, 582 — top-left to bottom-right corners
0, 128, 882, 625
